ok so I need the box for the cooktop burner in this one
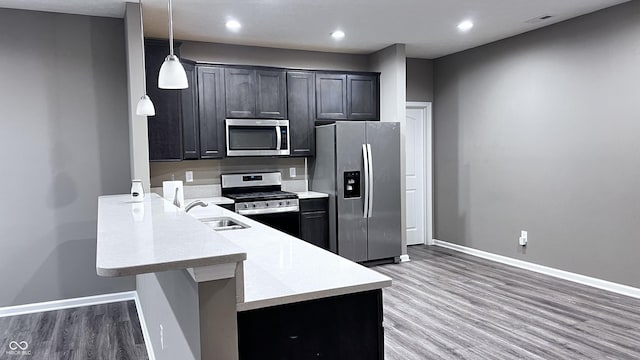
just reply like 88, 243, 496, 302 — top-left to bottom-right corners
224, 191, 298, 202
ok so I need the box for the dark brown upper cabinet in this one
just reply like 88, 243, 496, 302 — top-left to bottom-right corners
145, 40, 182, 162
315, 73, 348, 120
181, 60, 199, 160
225, 67, 286, 119
347, 75, 378, 120
287, 71, 316, 157
225, 67, 256, 118
316, 72, 379, 121
198, 65, 226, 159
257, 70, 287, 119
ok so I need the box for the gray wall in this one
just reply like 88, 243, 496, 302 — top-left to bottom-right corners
125, 2, 151, 192
406, 58, 434, 102
181, 41, 370, 71
370, 44, 408, 256
0, 8, 134, 307
433, 1, 640, 287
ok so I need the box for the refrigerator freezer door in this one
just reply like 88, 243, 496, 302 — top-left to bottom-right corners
366, 122, 402, 261
336, 122, 368, 262
310, 125, 339, 252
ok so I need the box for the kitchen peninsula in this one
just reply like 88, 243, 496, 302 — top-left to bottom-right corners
97, 193, 391, 360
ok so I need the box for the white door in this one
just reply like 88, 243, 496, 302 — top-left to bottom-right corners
405, 104, 429, 245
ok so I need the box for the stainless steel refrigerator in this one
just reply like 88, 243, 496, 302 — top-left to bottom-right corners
310, 121, 401, 263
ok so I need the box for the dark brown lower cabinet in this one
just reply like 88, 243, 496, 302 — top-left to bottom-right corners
238, 290, 384, 360
299, 198, 329, 250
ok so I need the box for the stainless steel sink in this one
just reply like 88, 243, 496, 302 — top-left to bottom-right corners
199, 217, 250, 231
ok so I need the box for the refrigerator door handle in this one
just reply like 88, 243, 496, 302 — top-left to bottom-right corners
275, 126, 282, 150
362, 144, 370, 219
367, 143, 374, 218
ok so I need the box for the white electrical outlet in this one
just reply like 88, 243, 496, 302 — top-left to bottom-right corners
519, 230, 528, 246
160, 324, 164, 350
185, 171, 194, 183
289, 167, 296, 178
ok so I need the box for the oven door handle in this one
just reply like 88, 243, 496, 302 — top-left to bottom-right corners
276, 126, 282, 151
237, 206, 299, 216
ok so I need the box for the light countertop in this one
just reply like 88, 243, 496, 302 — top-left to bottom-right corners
293, 191, 329, 199
96, 194, 246, 277
185, 196, 235, 205
187, 205, 391, 311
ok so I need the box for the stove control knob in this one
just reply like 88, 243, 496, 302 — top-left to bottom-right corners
286, 201, 290, 205
265, 202, 269, 207
252, 204, 257, 208
243, 204, 248, 209
279, 202, 283, 206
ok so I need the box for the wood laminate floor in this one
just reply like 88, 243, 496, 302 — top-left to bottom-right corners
2, 247, 639, 360
0, 300, 147, 360
377, 245, 640, 360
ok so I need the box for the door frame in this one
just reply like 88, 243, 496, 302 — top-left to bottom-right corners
406, 102, 434, 246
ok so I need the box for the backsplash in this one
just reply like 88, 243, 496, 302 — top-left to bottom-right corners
150, 157, 308, 197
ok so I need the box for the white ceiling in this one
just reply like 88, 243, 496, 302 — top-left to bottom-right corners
0, 0, 629, 58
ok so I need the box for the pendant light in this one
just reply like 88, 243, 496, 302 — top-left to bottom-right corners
158, 0, 188, 89
136, 0, 156, 116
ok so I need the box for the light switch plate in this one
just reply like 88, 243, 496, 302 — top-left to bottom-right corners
185, 171, 194, 183
289, 167, 296, 178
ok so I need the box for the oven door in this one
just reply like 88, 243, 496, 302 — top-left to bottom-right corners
226, 119, 290, 156
244, 211, 300, 238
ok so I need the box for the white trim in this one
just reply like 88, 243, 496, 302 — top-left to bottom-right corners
187, 262, 238, 282
0, 291, 137, 318
406, 101, 434, 246
133, 292, 156, 360
399, 254, 411, 263
433, 239, 640, 299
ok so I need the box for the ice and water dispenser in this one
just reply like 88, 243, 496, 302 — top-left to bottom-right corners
343, 171, 361, 198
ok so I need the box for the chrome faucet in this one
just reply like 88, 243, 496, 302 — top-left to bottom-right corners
185, 200, 209, 212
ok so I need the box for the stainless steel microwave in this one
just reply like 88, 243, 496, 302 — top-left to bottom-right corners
225, 119, 290, 157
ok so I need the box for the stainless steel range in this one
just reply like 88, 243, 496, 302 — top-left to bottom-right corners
221, 172, 300, 236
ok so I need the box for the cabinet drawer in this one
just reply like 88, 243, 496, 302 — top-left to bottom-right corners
300, 198, 328, 212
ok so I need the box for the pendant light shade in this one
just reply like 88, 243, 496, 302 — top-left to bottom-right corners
137, 0, 156, 117
158, 0, 188, 89
158, 55, 188, 89
136, 95, 156, 116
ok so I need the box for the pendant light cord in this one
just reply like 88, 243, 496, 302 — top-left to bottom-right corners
168, 0, 175, 56
139, 1, 147, 92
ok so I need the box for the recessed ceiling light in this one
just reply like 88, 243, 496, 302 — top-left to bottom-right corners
457, 20, 474, 32
226, 19, 241, 32
331, 30, 345, 40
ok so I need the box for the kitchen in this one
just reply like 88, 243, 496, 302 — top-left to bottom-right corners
2, 2, 638, 357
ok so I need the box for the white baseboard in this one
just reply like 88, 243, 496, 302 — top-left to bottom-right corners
399, 254, 411, 263
0, 291, 137, 318
133, 292, 156, 360
433, 239, 640, 300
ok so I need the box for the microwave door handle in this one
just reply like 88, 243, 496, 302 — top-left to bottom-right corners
362, 144, 369, 219
276, 126, 281, 150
